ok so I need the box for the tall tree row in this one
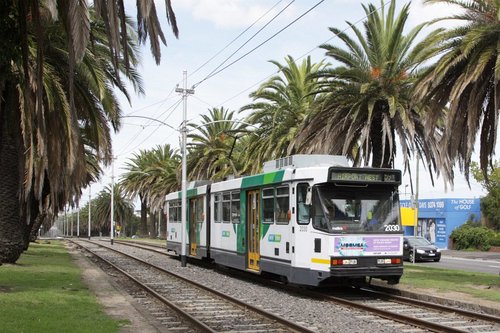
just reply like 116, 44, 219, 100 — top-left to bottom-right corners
0, 1, 178, 264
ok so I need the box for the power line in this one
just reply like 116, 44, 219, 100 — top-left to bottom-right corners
215, 0, 392, 110
124, 86, 177, 116
117, 2, 299, 157
188, 0, 286, 79
194, 0, 295, 87
117, 97, 183, 156
193, 0, 326, 88
117, 0, 390, 159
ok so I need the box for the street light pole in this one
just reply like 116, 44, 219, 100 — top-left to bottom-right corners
77, 204, 80, 238
88, 185, 91, 240
111, 157, 115, 245
414, 156, 420, 236
175, 70, 194, 267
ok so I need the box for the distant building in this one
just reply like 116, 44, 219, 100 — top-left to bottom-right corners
400, 198, 481, 249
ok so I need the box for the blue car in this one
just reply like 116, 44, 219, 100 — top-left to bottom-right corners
403, 236, 441, 262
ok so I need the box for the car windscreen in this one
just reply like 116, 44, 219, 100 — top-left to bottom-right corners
409, 237, 432, 246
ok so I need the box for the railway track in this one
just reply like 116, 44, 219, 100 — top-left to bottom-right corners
71, 239, 315, 333
80, 239, 500, 333
319, 288, 500, 333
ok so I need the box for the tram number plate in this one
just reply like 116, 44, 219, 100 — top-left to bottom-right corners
377, 259, 391, 264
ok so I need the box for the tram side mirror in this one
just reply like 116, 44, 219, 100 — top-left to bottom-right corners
305, 188, 312, 205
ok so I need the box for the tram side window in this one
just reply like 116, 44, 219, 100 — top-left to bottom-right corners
262, 188, 274, 223
275, 186, 289, 224
168, 203, 175, 223
168, 201, 180, 223
231, 192, 240, 223
222, 193, 231, 223
214, 194, 221, 223
297, 183, 310, 224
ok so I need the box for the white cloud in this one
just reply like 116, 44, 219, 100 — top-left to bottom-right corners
408, 1, 464, 30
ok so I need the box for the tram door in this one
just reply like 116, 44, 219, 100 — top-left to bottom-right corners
189, 198, 197, 256
247, 190, 260, 271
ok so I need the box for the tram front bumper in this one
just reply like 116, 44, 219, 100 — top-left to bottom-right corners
329, 257, 403, 278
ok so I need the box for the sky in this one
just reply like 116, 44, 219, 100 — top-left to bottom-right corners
83, 0, 497, 207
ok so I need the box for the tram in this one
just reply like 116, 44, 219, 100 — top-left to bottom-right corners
164, 155, 403, 286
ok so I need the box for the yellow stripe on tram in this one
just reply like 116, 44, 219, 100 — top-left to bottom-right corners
311, 258, 330, 265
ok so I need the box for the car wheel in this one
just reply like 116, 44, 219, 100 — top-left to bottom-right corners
433, 258, 440, 262
409, 252, 415, 262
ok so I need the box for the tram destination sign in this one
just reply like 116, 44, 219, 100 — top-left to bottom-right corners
329, 168, 400, 184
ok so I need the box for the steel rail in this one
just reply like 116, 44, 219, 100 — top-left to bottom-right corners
75, 239, 315, 333
73, 240, 213, 332
114, 239, 496, 333
359, 287, 500, 324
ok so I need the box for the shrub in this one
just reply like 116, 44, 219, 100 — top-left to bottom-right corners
449, 221, 495, 251
489, 233, 500, 247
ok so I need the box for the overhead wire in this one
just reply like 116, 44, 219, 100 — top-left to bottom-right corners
116, 96, 183, 156
118, 0, 390, 158
188, 0, 286, 79
193, 0, 295, 87
214, 0, 392, 110
193, 0, 326, 89
116, 1, 288, 157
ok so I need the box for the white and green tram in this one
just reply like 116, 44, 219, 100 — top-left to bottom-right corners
165, 155, 404, 286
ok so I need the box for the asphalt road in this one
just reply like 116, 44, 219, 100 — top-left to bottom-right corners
408, 255, 500, 275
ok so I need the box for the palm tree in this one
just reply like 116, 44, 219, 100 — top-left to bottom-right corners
0, 1, 174, 263
93, 184, 134, 236
294, 0, 449, 182
241, 55, 327, 173
187, 107, 245, 180
143, 145, 181, 211
121, 145, 180, 236
416, 0, 500, 181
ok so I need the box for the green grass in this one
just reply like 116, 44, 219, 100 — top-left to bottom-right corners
0, 241, 122, 333
402, 264, 500, 303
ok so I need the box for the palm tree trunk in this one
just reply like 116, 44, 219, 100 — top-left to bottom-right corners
370, 107, 392, 168
139, 194, 148, 236
23, 197, 41, 249
0, 84, 24, 264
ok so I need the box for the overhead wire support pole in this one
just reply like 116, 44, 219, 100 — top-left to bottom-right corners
175, 70, 194, 267
111, 157, 115, 245
88, 185, 91, 240
77, 204, 80, 238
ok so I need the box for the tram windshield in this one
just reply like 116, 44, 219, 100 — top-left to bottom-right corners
311, 183, 401, 234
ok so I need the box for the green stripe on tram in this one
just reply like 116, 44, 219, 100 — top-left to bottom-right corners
177, 188, 198, 199
241, 170, 285, 189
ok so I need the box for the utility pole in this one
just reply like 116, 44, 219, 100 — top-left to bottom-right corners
77, 204, 80, 238
175, 70, 194, 267
111, 157, 115, 245
88, 185, 91, 240
157, 211, 161, 238
414, 155, 420, 236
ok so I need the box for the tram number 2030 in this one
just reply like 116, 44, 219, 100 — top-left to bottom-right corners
384, 225, 400, 232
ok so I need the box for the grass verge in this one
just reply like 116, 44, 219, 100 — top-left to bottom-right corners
0, 241, 122, 333
401, 264, 500, 303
